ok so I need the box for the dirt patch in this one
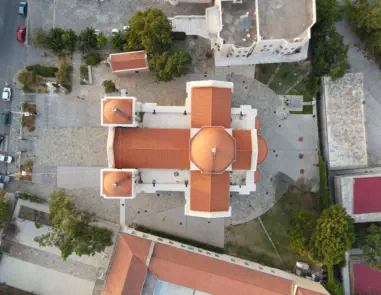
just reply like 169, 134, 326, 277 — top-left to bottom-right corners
21, 103, 37, 132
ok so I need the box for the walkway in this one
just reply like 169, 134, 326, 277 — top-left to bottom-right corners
336, 19, 381, 166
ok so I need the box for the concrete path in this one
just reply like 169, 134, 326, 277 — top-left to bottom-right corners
336, 20, 381, 166
57, 166, 102, 189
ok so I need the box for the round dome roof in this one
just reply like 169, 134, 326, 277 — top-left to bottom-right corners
103, 171, 132, 197
103, 99, 132, 124
257, 134, 268, 165
190, 127, 235, 174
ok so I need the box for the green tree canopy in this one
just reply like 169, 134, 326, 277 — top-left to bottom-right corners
0, 190, 11, 230
313, 205, 355, 266
360, 224, 381, 271
109, 32, 125, 51
126, 8, 173, 54
77, 27, 98, 54
286, 209, 318, 258
34, 190, 113, 260
149, 50, 191, 81
97, 33, 108, 48
45, 28, 77, 56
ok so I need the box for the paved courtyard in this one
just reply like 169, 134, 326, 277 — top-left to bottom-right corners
28, 0, 209, 34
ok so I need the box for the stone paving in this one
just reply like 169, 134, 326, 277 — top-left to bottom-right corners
29, 0, 210, 34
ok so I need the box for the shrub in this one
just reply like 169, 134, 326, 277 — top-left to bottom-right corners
18, 193, 29, 200
25, 64, 58, 77
85, 53, 101, 66
56, 63, 73, 88
35, 222, 42, 229
172, 32, 186, 41
24, 159, 33, 169
102, 80, 117, 93
97, 33, 107, 48
18, 71, 37, 86
0, 190, 11, 230
30, 195, 42, 203
109, 33, 124, 51
32, 28, 48, 48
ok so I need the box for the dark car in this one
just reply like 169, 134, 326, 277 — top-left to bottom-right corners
0, 135, 4, 146
16, 25, 26, 42
19, 2, 28, 17
2, 111, 10, 125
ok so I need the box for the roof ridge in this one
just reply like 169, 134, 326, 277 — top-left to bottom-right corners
123, 235, 151, 266
150, 255, 290, 295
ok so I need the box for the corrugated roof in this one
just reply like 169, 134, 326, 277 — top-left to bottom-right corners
110, 51, 148, 72
191, 87, 232, 128
190, 171, 230, 212
190, 127, 235, 173
103, 235, 151, 295
103, 99, 133, 125
113, 128, 190, 169
102, 171, 132, 198
150, 241, 293, 295
233, 130, 252, 170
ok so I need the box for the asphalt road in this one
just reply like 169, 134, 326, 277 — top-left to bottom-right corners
0, 0, 29, 171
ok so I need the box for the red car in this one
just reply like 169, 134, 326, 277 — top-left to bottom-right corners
16, 25, 26, 42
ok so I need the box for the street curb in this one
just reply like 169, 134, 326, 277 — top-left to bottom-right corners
24, 3, 30, 47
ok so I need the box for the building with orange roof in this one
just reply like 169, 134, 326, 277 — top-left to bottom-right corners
101, 80, 269, 218
102, 228, 329, 295
108, 51, 149, 75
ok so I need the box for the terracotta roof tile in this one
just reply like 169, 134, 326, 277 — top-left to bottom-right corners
191, 87, 232, 128
258, 134, 269, 165
296, 288, 325, 295
150, 242, 293, 295
110, 51, 148, 72
114, 128, 190, 169
103, 235, 151, 295
190, 171, 230, 212
102, 171, 132, 198
254, 169, 261, 184
233, 130, 252, 170
103, 99, 133, 125
190, 127, 235, 173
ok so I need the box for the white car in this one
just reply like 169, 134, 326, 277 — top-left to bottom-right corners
2, 87, 12, 101
0, 154, 13, 163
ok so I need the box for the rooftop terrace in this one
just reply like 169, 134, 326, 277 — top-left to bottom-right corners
220, 0, 257, 47
258, 0, 314, 40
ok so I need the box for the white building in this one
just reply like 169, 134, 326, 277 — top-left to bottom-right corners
169, 0, 316, 67
100, 80, 269, 219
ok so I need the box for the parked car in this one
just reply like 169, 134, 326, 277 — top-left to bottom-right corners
1, 110, 10, 125
0, 183, 4, 189
0, 154, 12, 163
2, 87, 12, 101
0, 175, 10, 183
0, 135, 4, 146
19, 1, 28, 17
16, 25, 26, 42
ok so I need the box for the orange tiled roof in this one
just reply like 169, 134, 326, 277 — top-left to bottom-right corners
255, 117, 261, 131
103, 99, 133, 125
258, 134, 269, 165
190, 127, 235, 173
103, 235, 151, 295
113, 128, 190, 169
102, 171, 132, 198
296, 288, 325, 295
255, 169, 261, 184
110, 51, 148, 72
190, 171, 230, 212
191, 87, 232, 128
233, 130, 252, 170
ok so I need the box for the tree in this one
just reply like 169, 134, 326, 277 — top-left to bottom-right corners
103, 80, 117, 93
97, 33, 107, 48
149, 50, 192, 81
360, 224, 381, 271
126, 8, 173, 54
34, 190, 113, 260
45, 28, 77, 56
109, 32, 124, 51
313, 205, 355, 268
32, 28, 48, 48
286, 209, 317, 257
0, 190, 11, 230
77, 27, 98, 54
56, 63, 73, 85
